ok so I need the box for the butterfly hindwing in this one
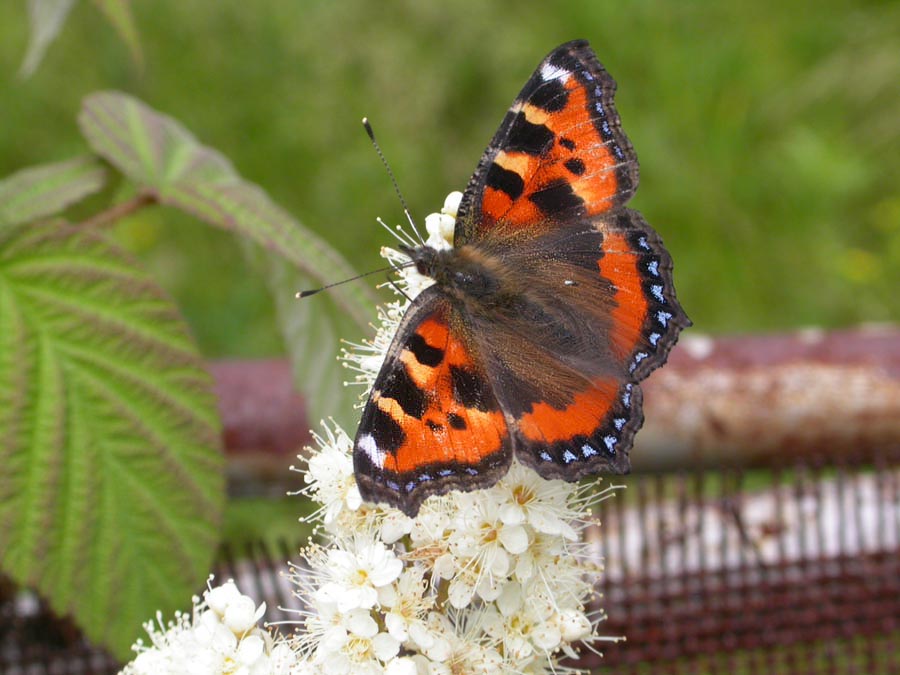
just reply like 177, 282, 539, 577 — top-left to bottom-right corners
594, 208, 691, 380
353, 288, 512, 516
467, 210, 689, 481
511, 377, 641, 479
456, 40, 639, 244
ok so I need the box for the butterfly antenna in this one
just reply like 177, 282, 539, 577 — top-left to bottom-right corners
363, 117, 425, 245
296, 263, 405, 298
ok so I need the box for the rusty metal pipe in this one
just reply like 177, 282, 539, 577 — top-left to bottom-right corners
211, 325, 900, 478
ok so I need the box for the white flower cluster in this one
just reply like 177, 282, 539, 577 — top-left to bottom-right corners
293, 425, 615, 675
121, 578, 294, 675
289, 192, 619, 674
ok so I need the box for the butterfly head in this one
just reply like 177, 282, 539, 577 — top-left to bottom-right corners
400, 243, 502, 302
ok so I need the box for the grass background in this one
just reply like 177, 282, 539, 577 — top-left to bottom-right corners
1, 0, 898, 361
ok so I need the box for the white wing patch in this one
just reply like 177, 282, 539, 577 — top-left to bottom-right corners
540, 62, 570, 83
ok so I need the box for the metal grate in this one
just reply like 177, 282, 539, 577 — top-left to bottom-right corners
2, 451, 898, 674
586, 451, 900, 672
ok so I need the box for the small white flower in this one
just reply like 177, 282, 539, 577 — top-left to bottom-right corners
297, 423, 362, 525
497, 462, 578, 539
224, 594, 266, 634
205, 579, 242, 615
558, 608, 593, 642
381, 566, 433, 645
119, 579, 291, 675
314, 608, 400, 675
316, 540, 403, 612
380, 510, 414, 544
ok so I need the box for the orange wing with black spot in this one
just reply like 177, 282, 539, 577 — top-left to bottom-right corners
353, 289, 512, 516
494, 209, 689, 479
455, 40, 639, 244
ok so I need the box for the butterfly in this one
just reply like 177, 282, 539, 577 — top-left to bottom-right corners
353, 40, 690, 517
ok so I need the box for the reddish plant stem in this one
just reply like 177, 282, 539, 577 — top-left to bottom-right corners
79, 190, 157, 229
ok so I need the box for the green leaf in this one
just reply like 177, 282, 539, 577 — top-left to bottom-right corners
78, 91, 376, 330
19, 0, 78, 79
0, 156, 107, 231
91, 0, 143, 68
79, 91, 379, 423
0, 221, 225, 658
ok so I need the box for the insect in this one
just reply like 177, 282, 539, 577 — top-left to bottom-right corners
353, 40, 690, 517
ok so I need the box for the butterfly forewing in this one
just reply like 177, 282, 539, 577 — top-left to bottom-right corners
455, 40, 639, 244
353, 289, 512, 516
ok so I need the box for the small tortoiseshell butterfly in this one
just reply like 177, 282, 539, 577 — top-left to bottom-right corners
354, 40, 690, 516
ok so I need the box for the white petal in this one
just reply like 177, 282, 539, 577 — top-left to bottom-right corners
378, 583, 399, 608
268, 643, 299, 674
210, 622, 238, 652
514, 553, 534, 581
407, 622, 434, 649
370, 555, 404, 587
480, 649, 503, 670
498, 503, 526, 525
314, 583, 341, 606
235, 634, 265, 664
336, 586, 375, 612
381, 513, 413, 543
205, 580, 241, 614
385, 612, 409, 642
498, 524, 529, 554
344, 609, 378, 638
531, 622, 562, 650
345, 485, 363, 510
559, 608, 592, 642
372, 632, 401, 661
442, 191, 463, 217
448, 578, 475, 608
476, 575, 504, 602
319, 625, 348, 652
422, 635, 452, 662
423, 213, 444, 240
505, 634, 532, 661
131, 651, 167, 674
385, 656, 418, 675
328, 549, 355, 572
195, 609, 219, 643
432, 554, 456, 580
479, 608, 504, 638
496, 582, 522, 616
530, 510, 575, 539
224, 595, 259, 633
488, 547, 510, 576
322, 651, 351, 675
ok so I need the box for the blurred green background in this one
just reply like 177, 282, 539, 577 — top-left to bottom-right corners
1, 0, 898, 360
